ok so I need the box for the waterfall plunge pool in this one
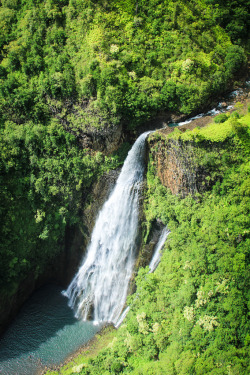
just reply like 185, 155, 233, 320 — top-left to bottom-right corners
0, 284, 102, 375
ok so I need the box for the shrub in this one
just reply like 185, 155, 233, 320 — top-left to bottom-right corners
214, 113, 228, 123
230, 111, 240, 119
225, 45, 246, 76
111, 361, 124, 373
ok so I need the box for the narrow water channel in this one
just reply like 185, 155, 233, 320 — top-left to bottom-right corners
0, 285, 101, 375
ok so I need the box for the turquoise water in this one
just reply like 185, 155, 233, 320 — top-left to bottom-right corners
0, 285, 101, 375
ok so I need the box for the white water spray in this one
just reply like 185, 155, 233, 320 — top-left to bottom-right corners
64, 132, 151, 325
149, 227, 170, 273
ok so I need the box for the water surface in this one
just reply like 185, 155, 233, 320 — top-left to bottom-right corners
0, 285, 101, 375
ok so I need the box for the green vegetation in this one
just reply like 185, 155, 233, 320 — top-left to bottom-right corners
204, 0, 250, 44
0, 118, 130, 297
166, 107, 250, 145
0, 0, 248, 131
214, 113, 228, 123
46, 108, 250, 374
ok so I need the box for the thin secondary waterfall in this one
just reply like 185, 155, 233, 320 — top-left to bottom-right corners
149, 228, 170, 273
64, 131, 151, 325
115, 227, 170, 328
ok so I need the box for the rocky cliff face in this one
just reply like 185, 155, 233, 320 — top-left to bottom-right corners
151, 139, 195, 197
144, 84, 250, 197
78, 124, 124, 154
147, 130, 210, 198
147, 136, 201, 197
49, 99, 125, 155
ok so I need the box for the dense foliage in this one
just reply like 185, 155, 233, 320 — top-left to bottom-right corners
0, 0, 248, 130
47, 108, 250, 374
204, 0, 250, 44
0, 118, 128, 296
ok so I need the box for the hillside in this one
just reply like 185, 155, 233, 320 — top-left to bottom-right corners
0, 0, 249, 130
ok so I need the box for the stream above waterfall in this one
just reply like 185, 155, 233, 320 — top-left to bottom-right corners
168, 81, 250, 128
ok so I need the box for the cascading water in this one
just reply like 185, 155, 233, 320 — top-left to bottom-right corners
149, 228, 170, 273
64, 131, 151, 325
115, 227, 170, 328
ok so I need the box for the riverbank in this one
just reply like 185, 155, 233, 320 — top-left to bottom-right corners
40, 325, 115, 375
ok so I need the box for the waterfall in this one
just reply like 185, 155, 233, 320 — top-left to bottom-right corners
64, 131, 151, 325
115, 227, 170, 328
114, 306, 130, 329
149, 227, 170, 273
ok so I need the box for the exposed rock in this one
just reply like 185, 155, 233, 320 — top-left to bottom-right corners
132, 111, 188, 138
136, 219, 165, 270
148, 137, 201, 197
48, 97, 124, 155
82, 169, 120, 235
145, 108, 227, 197
79, 124, 124, 154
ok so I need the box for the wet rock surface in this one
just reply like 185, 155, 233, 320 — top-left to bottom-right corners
136, 219, 165, 270
82, 169, 120, 235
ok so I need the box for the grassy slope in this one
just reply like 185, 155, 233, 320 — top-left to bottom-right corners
45, 105, 250, 375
